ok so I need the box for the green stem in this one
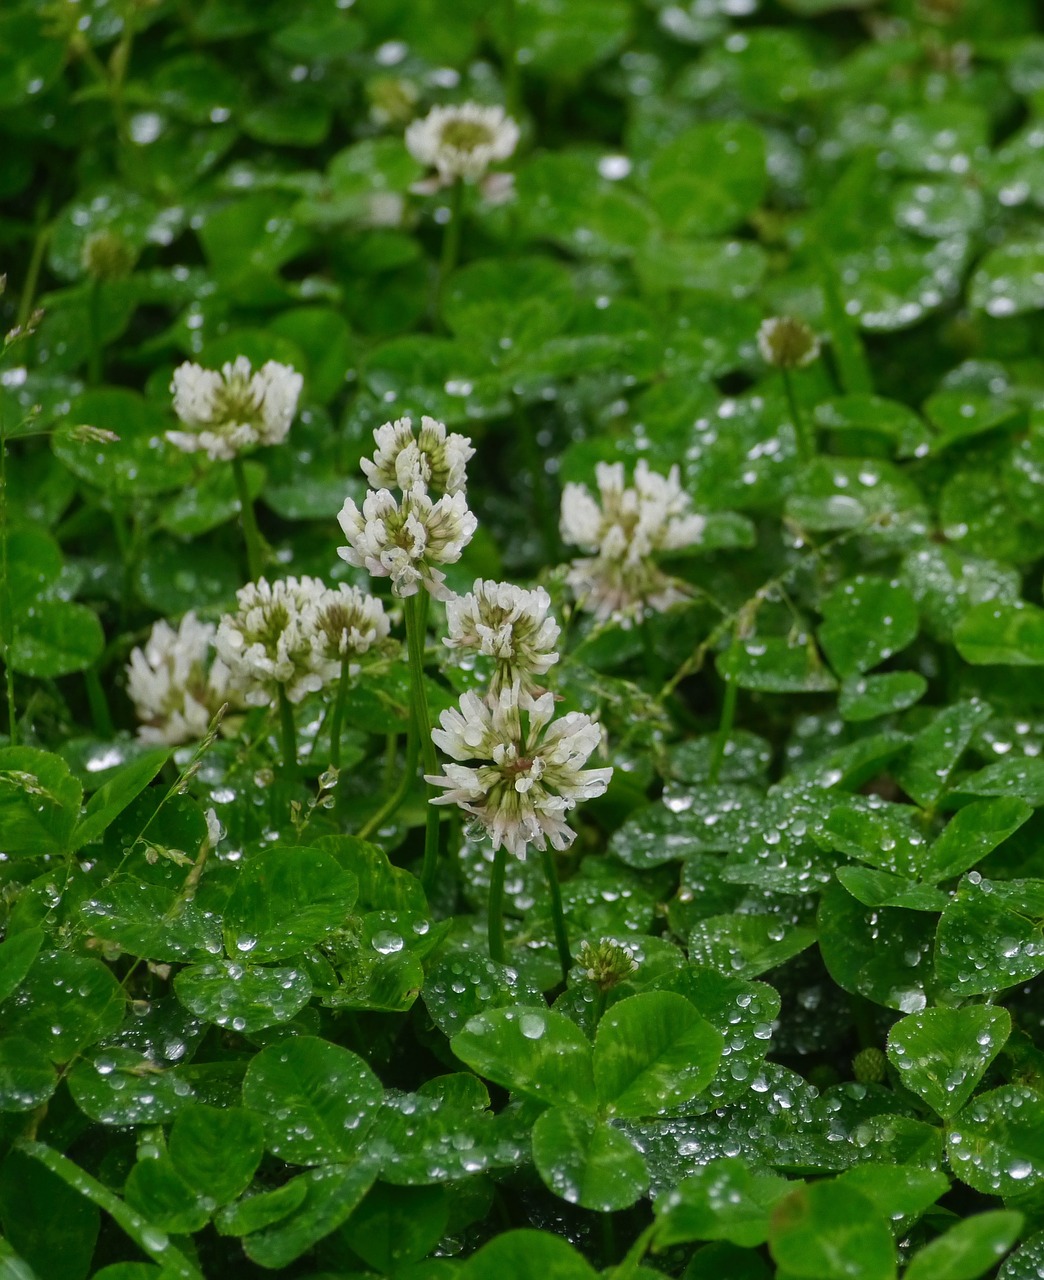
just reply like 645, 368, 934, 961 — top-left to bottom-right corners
277, 686, 298, 781
357, 727, 417, 840
814, 245, 873, 395
232, 455, 265, 581
405, 593, 441, 894
502, 0, 522, 117
540, 845, 571, 981
0, 422, 14, 745
84, 667, 114, 738
435, 180, 464, 321
87, 280, 103, 386
328, 656, 351, 769
782, 368, 814, 463
16, 218, 51, 331
488, 844, 508, 964
708, 671, 738, 785
514, 396, 558, 562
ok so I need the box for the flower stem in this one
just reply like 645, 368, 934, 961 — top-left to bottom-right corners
436, 179, 464, 320
87, 280, 104, 386
84, 667, 114, 739
708, 670, 738, 786
782, 368, 814, 463
231, 455, 264, 582
357, 729, 417, 840
277, 686, 298, 781
488, 845, 508, 964
404, 593, 441, 894
0, 421, 15, 745
540, 845, 571, 981
328, 656, 351, 769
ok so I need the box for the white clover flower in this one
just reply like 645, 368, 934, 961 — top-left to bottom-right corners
337, 485, 477, 601
444, 579, 560, 696
308, 583, 393, 685
756, 316, 820, 370
168, 357, 303, 462
126, 613, 231, 745
426, 684, 613, 859
361, 415, 474, 496
560, 460, 706, 625
405, 102, 520, 189
215, 577, 328, 706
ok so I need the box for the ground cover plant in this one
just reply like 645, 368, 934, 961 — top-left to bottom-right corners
2, 0, 1044, 1276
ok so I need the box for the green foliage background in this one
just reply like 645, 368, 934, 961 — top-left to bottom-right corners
2, 0, 1044, 1276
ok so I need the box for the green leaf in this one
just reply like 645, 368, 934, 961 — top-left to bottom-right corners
769, 1181, 896, 1280
654, 1157, 791, 1248
0, 748, 82, 856
817, 882, 935, 1012
921, 798, 1033, 882
0, 1149, 99, 1280
458, 1230, 598, 1280
593, 992, 723, 1116
242, 1158, 379, 1269
813, 395, 930, 458
78, 883, 223, 963
935, 876, 1044, 999
451, 1008, 595, 1108
53, 389, 193, 496
531, 1108, 647, 1211
124, 1156, 210, 1235
837, 1164, 949, 1224
999, 1231, 1044, 1279
423, 950, 546, 1038
173, 961, 311, 1033
905, 1212, 1023, 1280
242, 1036, 383, 1165
970, 240, 1044, 317
818, 576, 919, 678
4, 526, 64, 610
339, 1183, 448, 1271
214, 1179, 308, 1238
955, 601, 1044, 665
717, 636, 837, 694
9, 601, 104, 678
0, 930, 44, 1003
644, 121, 766, 237
168, 1105, 264, 1207
222, 846, 358, 960
687, 915, 816, 980
893, 700, 991, 809
887, 1006, 1011, 1119
838, 672, 927, 722
491, 0, 631, 77
70, 749, 168, 850
5, 952, 125, 1062
834, 867, 948, 912
67, 1048, 194, 1126
947, 1086, 1044, 1195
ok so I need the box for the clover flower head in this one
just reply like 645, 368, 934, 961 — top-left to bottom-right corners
406, 102, 520, 189
560, 460, 705, 625
576, 938, 639, 991
361, 415, 474, 496
126, 613, 231, 745
168, 357, 303, 462
337, 485, 477, 601
444, 579, 560, 695
756, 316, 820, 371
308, 583, 393, 684
215, 576, 327, 706
426, 684, 613, 858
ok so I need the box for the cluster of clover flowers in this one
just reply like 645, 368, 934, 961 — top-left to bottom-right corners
126, 362, 714, 970
124, 97, 820, 971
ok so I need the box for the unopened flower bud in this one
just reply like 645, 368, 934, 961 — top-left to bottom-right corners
81, 229, 138, 282
852, 1046, 887, 1084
